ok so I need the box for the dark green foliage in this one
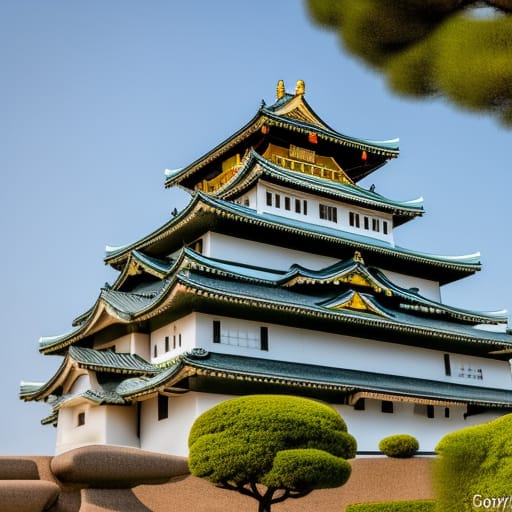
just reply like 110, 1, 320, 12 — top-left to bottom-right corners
306, 0, 512, 125
379, 434, 419, 458
188, 395, 356, 511
435, 414, 512, 512
346, 500, 435, 512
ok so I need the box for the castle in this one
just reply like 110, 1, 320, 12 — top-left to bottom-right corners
21, 80, 512, 456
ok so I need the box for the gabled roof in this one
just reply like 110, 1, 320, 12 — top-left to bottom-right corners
38, 248, 512, 358
104, 191, 479, 284
20, 346, 159, 402
212, 149, 422, 226
164, 83, 399, 189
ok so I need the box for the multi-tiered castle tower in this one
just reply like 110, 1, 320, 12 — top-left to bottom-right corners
22, 81, 512, 455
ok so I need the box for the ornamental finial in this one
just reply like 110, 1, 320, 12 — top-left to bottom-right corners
276, 80, 285, 100
353, 251, 365, 264
295, 79, 305, 95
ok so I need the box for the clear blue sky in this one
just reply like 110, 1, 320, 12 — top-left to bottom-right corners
2, 1, 511, 455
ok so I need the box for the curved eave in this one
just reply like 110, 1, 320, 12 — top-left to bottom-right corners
164, 105, 399, 190
39, 281, 172, 355
103, 192, 479, 284
215, 150, 423, 224
374, 270, 508, 325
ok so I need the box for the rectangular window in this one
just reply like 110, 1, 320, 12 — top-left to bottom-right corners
275, 194, 281, 208
266, 192, 272, 206
213, 320, 221, 343
444, 354, 451, 376
179, 334, 182, 347
383, 221, 388, 235
158, 394, 168, 421
303, 200, 308, 215
165, 336, 169, 352
295, 199, 301, 213
260, 327, 269, 351
284, 197, 291, 211
363, 216, 369, 230
381, 401, 394, 414
372, 218, 380, 231
349, 211, 359, 227
173, 335, 176, 349
77, 412, 85, 427
427, 405, 435, 419
320, 204, 337, 223
445, 407, 450, 418
153, 345, 158, 358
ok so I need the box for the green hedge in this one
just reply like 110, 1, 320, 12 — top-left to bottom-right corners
346, 500, 435, 512
378, 434, 419, 458
435, 414, 512, 512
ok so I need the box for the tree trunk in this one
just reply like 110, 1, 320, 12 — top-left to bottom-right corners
258, 498, 271, 512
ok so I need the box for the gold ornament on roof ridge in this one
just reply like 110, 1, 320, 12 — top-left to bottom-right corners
276, 80, 285, 100
295, 79, 305, 95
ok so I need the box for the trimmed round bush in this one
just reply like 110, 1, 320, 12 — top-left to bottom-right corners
378, 434, 419, 458
346, 500, 435, 512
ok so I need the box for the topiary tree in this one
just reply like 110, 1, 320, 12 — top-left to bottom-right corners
379, 434, 419, 458
188, 394, 357, 512
435, 414, 512, 511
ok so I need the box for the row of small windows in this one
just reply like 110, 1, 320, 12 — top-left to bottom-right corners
266, 191, 308, 215
349, 212, 389, 234
444, 353, 483, 380
153, 334, 182, 358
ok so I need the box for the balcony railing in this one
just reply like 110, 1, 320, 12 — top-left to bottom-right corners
272, 155, 352, 185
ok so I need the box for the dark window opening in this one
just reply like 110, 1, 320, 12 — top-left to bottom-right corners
363, 217, 369, 230
445, 407, 450, 418
381, 401, 394, 414
179, 334, 182, 347
284, 197, 291, 210
295, 199, 301, 213
349, 211, 359, 227
153, 345, 158, 358
383, 221, 388, 234
173, 335, 176, 349
266, 192, 272, 206
372, 218, 380, 231
158, 394, 168, 421
77, 412, 85, 427
320, 204, 337, 223
165, 336, 169, 352
303, 200, 308, 215
427, 405, 435, 419
213, 320, 221, 343
275, 194, 281, 208
260, 327, 269, 351
444, 354, 451, 376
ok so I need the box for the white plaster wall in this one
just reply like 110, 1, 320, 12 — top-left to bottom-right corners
381, 269, 441, 302
150, 313, 197, 365
56, 405, 106, 454
104, 405, 139, 448
95, 333, 131, 353
68, 374, 91, 395
139, 392, 231, 456
334, 401, 503, 452
204, 232, 338, 270
193, 313, 512, 390
131, 332, 150, 360
256, 181, 394, 244
56, 404, 139, 454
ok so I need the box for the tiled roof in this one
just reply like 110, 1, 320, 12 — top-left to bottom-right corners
214, 150, 422, 224
182, 351, 512, 408
103, 192, 480, 285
